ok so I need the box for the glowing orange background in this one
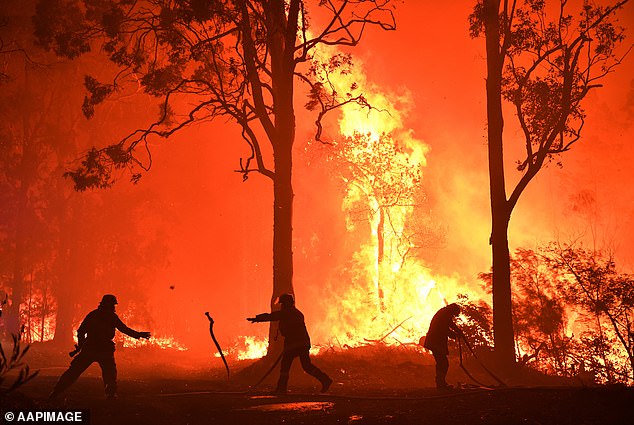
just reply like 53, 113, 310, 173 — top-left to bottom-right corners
8, 1, 632, 356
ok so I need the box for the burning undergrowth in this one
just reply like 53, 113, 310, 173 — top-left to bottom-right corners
300, 47, 490, 350
19, 338, 582, 396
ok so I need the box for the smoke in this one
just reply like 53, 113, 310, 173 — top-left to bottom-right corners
347, 0, 634, 273
82, 0, 634, 351
4, 0, 633, 358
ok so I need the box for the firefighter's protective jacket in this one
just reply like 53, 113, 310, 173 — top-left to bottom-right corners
423, 305, 461, 355
253, 306, 311, 350
77, 306, 144, 352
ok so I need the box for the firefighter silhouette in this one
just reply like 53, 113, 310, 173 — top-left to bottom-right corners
49, 295, 151, 400
247, 293, 332, 393
423, 303, 463, 389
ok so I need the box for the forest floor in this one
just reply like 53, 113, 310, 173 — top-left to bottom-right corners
2, 343, 633, 424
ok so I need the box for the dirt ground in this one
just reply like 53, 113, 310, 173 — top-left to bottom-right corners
2, 344, 634, 425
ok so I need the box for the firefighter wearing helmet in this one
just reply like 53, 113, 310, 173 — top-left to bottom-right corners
423, 303, 464, 390
49, 295, 151, 400
247, 293, 332, 393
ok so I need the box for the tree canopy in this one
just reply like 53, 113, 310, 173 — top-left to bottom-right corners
470, 0, 630, 365
34, 0, 396, 189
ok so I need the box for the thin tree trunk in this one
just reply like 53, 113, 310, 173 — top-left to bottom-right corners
594, 313, 614, 383
53, 283, 76, 346
41, 279, 48, 342
27, 273, 33, 343
53, 209, 79, 346
376, 206, 385, 311
6, 89, 30, 339
484, 0, 515, 366
491, 216, 515, 364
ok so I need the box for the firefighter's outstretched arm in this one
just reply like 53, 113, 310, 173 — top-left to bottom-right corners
247, 313, 272, 323
247, 311, 281, 323
116, 317, 151, 339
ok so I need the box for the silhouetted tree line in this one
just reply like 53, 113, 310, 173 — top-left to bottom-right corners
0, 0, 168, 345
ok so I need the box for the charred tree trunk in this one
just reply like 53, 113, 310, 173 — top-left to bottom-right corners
53, 274, 76, 346
491, 211, 515, 365
5, 61, 33, 338
53, 283, 76, 346
265, 0, 297, 356
26, 273, 33, 342
40, 279, 49, 342
6, 214, 26, 338
268, 127, 295, 355
53, 204, 80, 346
484, 0, 515, 366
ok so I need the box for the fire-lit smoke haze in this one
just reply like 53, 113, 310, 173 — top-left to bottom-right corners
294, 41, 486, 347
2, 0, 634, 363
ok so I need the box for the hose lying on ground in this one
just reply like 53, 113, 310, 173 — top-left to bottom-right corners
457, 333, 507, 388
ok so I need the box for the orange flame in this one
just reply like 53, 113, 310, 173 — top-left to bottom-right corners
307, 49, 486, 348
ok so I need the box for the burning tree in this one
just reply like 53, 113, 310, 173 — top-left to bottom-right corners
303, 56, 463, 347
546, 244, 634, 383
331, 132, 423, 310
507, 249, 572, 376
496, 244, 634, 383
33, 0, 397, 353
470, 0, 631, 365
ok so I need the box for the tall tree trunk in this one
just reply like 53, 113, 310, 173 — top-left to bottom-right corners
6, 182, 27, 337
271, 74, 295, 312
265, 0, 297, 356
53, 204, 79, 346
53, 274, 76, 346
41, 279, 49, 342
5, 59, 32, 338
53, 294, 75, 345
484, 0, 515, 366
26, 274, 33, 342
491, 214, 514, 364
268, 126, 294, 355
376, 206, 385, 311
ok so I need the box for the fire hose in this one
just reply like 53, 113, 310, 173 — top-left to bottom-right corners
205, 312, 230, 379
69, 344, 82, 357
165, 329, 507, 399
248, 351, 284, 390
457, 333, 506, 388
200, 315, 504, 394
239, 336, 505, 394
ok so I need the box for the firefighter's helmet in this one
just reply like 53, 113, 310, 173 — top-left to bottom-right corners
277, 293, 294, 306
100, 294, 118, 306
